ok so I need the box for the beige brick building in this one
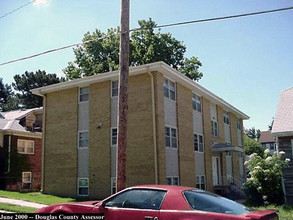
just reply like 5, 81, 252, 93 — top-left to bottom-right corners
32, 62, 249, 199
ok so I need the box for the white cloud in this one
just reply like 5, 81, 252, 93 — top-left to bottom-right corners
33, 0, 49, 6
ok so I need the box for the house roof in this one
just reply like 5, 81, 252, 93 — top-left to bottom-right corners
272, 87, 293, 136
259, 131, 275, 143
2, 107, 43, 120
31, 61, 249, 120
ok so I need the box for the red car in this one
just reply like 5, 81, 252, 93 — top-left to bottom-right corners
36, 185, 278, 219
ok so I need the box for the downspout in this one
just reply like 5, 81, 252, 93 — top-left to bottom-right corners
8, 135, 11, 173
147, 67, 158, 184
276, 136, 287, 203
41, 94, 46, 192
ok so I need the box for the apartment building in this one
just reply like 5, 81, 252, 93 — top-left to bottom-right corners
32, 61, 249, 199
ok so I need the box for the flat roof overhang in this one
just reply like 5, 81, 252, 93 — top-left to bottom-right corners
211, 143, 244, 153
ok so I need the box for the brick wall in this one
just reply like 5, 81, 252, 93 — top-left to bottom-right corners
44, 88, 78, 197
89, 81, 111, 199
176, 83, 195, 186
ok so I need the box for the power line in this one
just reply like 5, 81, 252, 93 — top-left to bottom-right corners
1, 6, 293, 67
0, 0, 36, 20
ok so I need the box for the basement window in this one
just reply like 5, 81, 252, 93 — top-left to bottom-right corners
22, 172, 32, 189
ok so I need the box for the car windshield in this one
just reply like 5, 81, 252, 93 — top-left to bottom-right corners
183, 190, 251, 215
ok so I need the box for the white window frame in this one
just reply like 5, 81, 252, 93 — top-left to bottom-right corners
22, 172, 32, 189
165, 126, 178, 149
111, 177, 116, 195
79, 87, 89, 103
194, 133, 204, 153
211, 120, 218, 137
111, 81, 118, 98
77, 178, 89, 196
192, 94, 201, 112
78, 130, 89, 148
111, 127, 117, 147
196, 175, 206, 190
166, 176, 179, 186
224, 111, 230, 125
17, 139, 34, 154
163, 77, 176, 101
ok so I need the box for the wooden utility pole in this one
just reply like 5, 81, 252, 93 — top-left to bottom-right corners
116, 0, 130, 192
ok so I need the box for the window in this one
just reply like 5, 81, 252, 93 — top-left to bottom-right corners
111, 128, 117, 146
223, 111, 230, 125
196, 176, 206, 190
192, 94, 201, 112
111, 81, 118, 97
79, 131, 89, 148
22, 172, 32, 189
79, 87, 89, 102
163, 78, 176, 101
111, 177, 116, 195
167, 177, 179, 186
78, 178, 89, 196
194, 134, 204, 152
211, 121, 218, 137
165, 126, 177, 148
239, 152, 243, 158
104, 189, 166, 210
270, 143, 275, 151
184, 190, 250, 215
17, 140, 34, 154
237, 120, 241, 130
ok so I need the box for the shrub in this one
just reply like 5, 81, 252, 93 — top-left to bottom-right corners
243, 149, 290, 206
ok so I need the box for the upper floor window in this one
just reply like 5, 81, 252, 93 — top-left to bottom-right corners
111, 128, 117, 146
78, 131, 89, 148
79, 87, 89, 102
192, 94, 201, 112
224, 111, 230, 125
164, 78, 176, 101
111, 81, 118, 97
167, 176, 179, 186
111, 177, 116, 195
237, 120, 241, 130
17, 139, 34, 154
165, 126, 177, 149
194, 134, 204, 152
211, 121, 218, 137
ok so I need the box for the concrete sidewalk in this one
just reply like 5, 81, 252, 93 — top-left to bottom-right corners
0, 197, 47, 212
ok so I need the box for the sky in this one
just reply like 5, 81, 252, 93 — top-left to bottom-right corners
0, 0, 292, 131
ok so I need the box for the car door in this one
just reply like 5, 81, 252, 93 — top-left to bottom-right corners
96, 189, 166, 220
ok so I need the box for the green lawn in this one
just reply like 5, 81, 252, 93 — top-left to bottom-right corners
0, 190, 75, 205
251, 204, 293, 220
0, 203, 37, 213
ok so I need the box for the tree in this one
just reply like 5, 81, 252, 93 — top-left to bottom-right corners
0, 78, 19, 112
244, 135, 265, 157
13, 70, 63, 109
244, 127, 261, 140
268, 118, 274, 131
63, 18, 203, 81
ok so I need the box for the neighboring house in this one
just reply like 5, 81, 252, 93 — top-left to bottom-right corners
259, 131, 276, 155
272, 86, 293, 204
32, 61, 249, 199
0, 108, 42, 191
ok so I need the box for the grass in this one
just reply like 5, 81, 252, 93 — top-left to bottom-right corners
0, 190, 75, 205
0, 203, 37, 213
250, 204, 293, 220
